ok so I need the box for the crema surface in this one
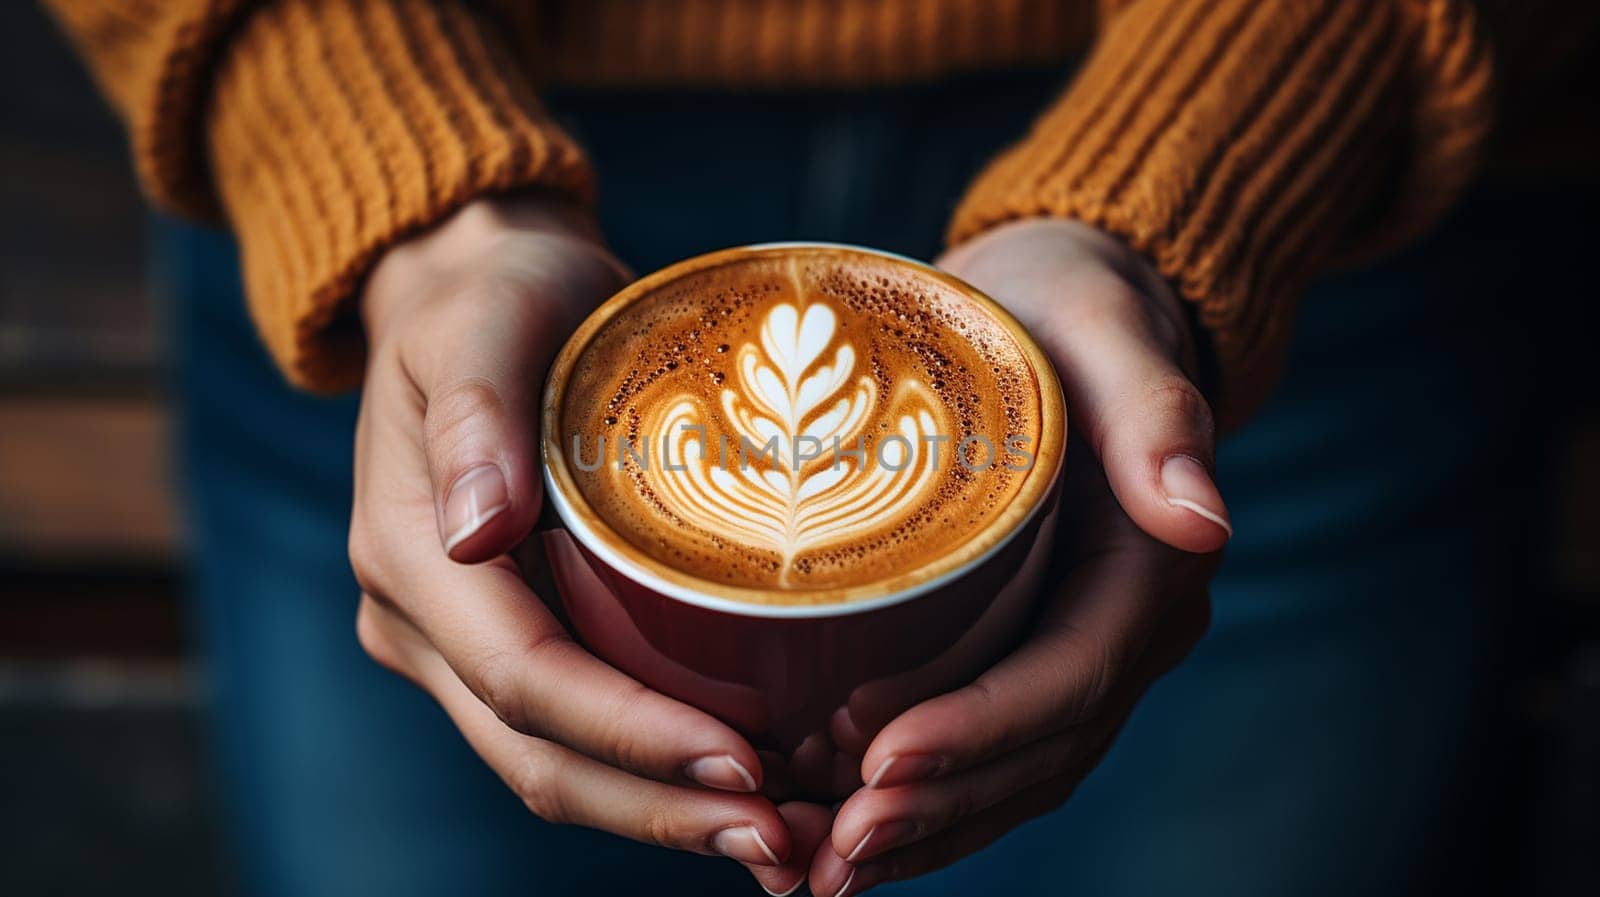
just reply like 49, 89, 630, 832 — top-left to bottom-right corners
558, 250, 1044, 600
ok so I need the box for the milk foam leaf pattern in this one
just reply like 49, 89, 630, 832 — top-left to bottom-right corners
647, 298, 939, 586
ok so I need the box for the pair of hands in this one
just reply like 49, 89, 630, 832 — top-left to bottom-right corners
350, 195, 1229, 896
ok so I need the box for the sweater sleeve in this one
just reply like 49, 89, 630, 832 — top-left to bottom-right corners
948, 0, 1494, 426
42, 0, 593, 390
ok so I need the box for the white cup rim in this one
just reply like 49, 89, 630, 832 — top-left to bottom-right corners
541, 242, 1065, 620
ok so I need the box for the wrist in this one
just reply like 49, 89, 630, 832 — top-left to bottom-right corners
362, 193, 624, 347
948, 218, 1201, 384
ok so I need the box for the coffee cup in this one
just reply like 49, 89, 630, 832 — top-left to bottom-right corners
539, 243, 1065, 754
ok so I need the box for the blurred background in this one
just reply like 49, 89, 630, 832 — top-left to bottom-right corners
1, 2, 1596, 894
2, 3, 220, 893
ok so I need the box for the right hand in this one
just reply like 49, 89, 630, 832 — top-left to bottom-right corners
347, 195, 796, 870
796, 219, 1226, 896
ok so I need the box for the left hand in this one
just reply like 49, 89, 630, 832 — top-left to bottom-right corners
349, 196, 796, 869
778, 219, 1232, 896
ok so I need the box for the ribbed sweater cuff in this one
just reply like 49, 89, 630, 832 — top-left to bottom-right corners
207, 0, 593, 391
949, 0, 1492, 425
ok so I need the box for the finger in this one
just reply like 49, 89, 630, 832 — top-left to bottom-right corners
858, 545, 1211, 790
832, 595, 1207, 862
831, 704, 872, 756
407, 238, 625, 563
352, 365, 767, 791
789, 730, 866, 801
1039, 274, 1230, 552
833, 539, 1054, 754
823, 770, 1083, 896
352, 565, 765, 793
941, 222, 1230, 553
745, 802, 833, 896
396, 615, 791, 865
833, 725, 1109, 866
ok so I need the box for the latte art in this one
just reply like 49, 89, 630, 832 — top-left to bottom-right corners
647, 297, 940, 584
550, 247, 1053, 601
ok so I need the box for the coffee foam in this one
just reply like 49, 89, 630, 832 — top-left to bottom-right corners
554, 249, 1047, 602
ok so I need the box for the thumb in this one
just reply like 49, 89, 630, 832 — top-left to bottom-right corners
939, 218, 1228, 554
425, 372, 537, 565
413, 238, 627, 563
1041, 275, 1231, 554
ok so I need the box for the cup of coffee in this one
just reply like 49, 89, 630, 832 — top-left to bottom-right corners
540, 244, 1065, 754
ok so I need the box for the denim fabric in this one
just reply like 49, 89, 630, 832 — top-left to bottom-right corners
163, 71, 1535, 896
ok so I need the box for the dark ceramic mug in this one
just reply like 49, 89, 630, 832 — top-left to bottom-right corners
539, 244, 1066, 754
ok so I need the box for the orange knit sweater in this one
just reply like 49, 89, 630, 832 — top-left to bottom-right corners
43, 0, 1557, 422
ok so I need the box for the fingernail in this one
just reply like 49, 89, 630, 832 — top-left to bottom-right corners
686, 754, 758, 792
842, 864, 887, 897
1160, 455, 1232, 538
713, 826, 781, 866
845, 825, 878, 862
867, 754, 943, 788
845, 820, 920, 862
442, 464, 510, 554
760, 875, 804, 897
833, 864, 886, 897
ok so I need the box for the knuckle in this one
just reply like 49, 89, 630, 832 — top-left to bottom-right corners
424, 378, 504, 460
1143, 375, 1214, 443
961, 677, 1026, 758
952, 677, 996, 741
346, 519, 387, 597
1055, 626, 1126, 723
511, 744, 568, 824
354, 598, 401, 673
472, 652, 533, 736
641, 802, 684, 851
594, 681, 654, 773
